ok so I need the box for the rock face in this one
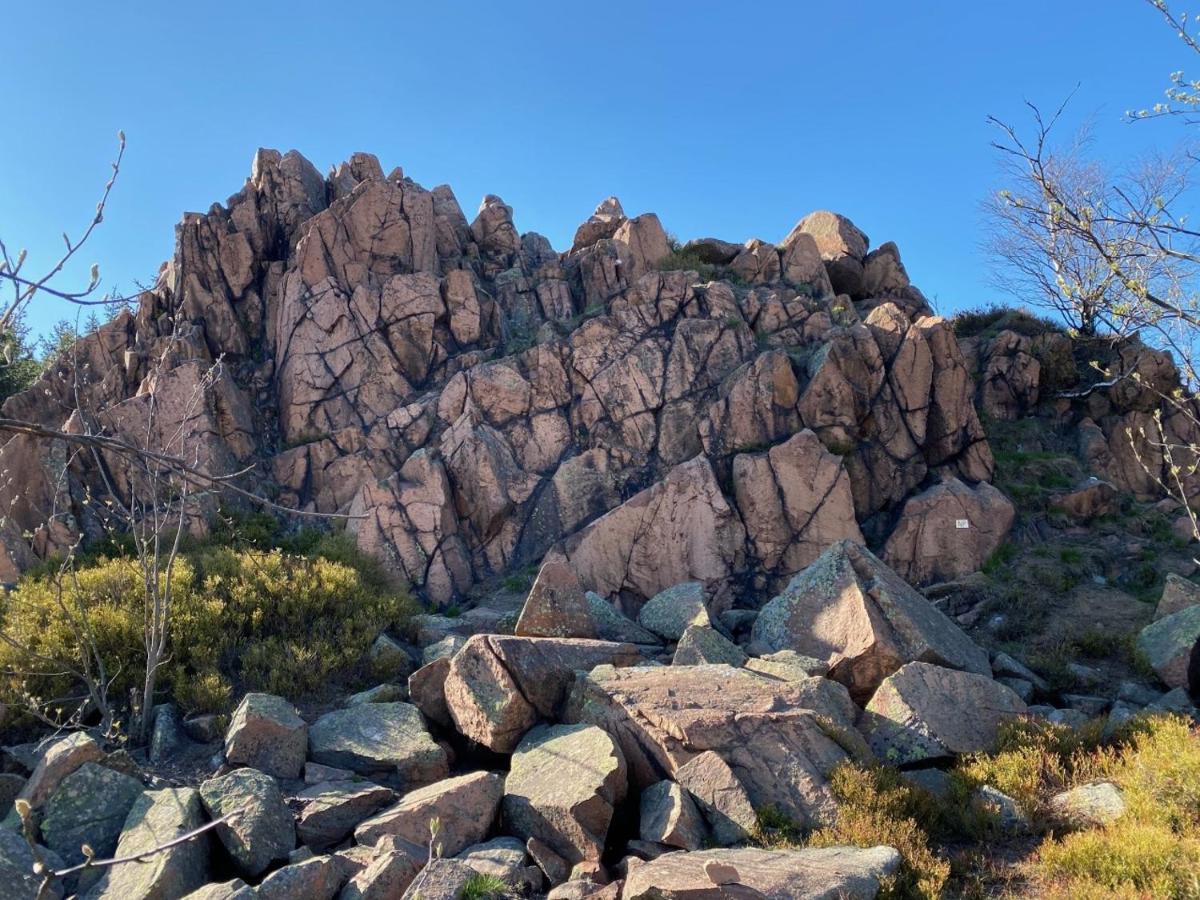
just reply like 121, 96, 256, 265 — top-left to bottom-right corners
0, 149, 1015, 612
752, 541, 990, 702
565, 664, 855, 827
296, 780, 396, 850
622, 845, 902, 900
861, 662, 1027, 765
1, 828, 65, 900
503, 724, 627, 867
307, 703, 448, 785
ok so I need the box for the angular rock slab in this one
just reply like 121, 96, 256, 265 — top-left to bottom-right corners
354, 770, 503, 856
640, 780, 707, 850
41, 762, 144, 868
623, 845, 902, 900
565, 664, 858, 828
444, 634, 640, 753
307, 702, 448, 786
515, 558, 598, 638
199, 768, 295, 878
1137, 604, 1200, 690
296, 780, 395, 850
256, 854, 343, 900
638, 581, 711, 641
673, 750, 758, 846
225, 692, 307, 779
17, 731, 103, 810
751, 540, 990, 703
673, 624, 746, 667
861, 661, 1027, 765
84, 787, 209, 900
1156, 573, 1200, 621
555, 456, 747, 606
503, 723, 627, 866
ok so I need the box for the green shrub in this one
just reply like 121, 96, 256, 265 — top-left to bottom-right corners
0, 543, 417, 718
804, 765, 951, 899
951, 304, 1064, 340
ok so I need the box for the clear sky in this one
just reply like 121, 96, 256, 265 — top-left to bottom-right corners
0, 1, 1187, 339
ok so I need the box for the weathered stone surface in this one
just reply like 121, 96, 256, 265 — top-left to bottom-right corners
199, 768, 295, 877
348, 684, 407, 705
181, 881, 254, 900
354, 771, 502, 855
339, 837, 423, 900
882, 478, 1015, 586
84, 788, 209, 900
1051, 479, 1117, 523
673, 625, 747, 667
308, 703, 448, 785
41, 762, 144, 868
399, 858, 476, 899
623, 845, 902, 900
0, 773, 24, 818
516, 559, 597, 638
17, 731, 103, 810
407, 656, 453, 730
790, 211, 869, 296
1136, 605, 1200, 690
638, 582, 711, 641
672, 750, 758, 847
752, 541, 990, 702
504, 724, 627, 866
586, 592, 661, 644
1156, 573, 1200, 621
443, 635, 640, 753
557, 457, 747, 606
732, 430, 864, 587
0, 828, 64, 900
640, 780, 707, 850
225, 692, 307, 779
297, 780, 395, 850
367, 634, 416, 681
456, 836, 532, 885
565, 664, 856, 827
257, 854, 343, 900
1047, 782, 1126, 830
149, 704, 191, 766
861, 662, 1027, 765
744, 651, 830, 682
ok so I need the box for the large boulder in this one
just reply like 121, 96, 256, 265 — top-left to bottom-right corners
41, 762, 144, 869
16, 731, 103, 810
503, 724, 627, 868
85, 788, 209, 900
225, 693, 307, 779
751, 541, 991, 703
1156, 573, 1200, 621
788, 211, 869, 297
443, 635, 640, 753
622, 845, 902, 900
0, 828, 65, 900
296, 780, 396, 850
257, 855, 343, 900
307, 703, 448, 785
882, 478, 1015, 586
354, 771, 503, 855
565, 664, 857, 828
638, 581, 711, 641
1136, 605, 1200, 690
198, 768, 295, 878
861, 662, 1027, 765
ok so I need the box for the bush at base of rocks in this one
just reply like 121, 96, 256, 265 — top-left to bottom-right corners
0, 540, 417, 721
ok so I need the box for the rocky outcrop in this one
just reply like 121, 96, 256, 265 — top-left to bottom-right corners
0, 147, 1014, 608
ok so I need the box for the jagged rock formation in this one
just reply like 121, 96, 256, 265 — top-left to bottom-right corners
0, 148, 1006, 601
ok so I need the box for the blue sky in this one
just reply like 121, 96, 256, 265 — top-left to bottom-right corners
0, 1, 1187, 339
